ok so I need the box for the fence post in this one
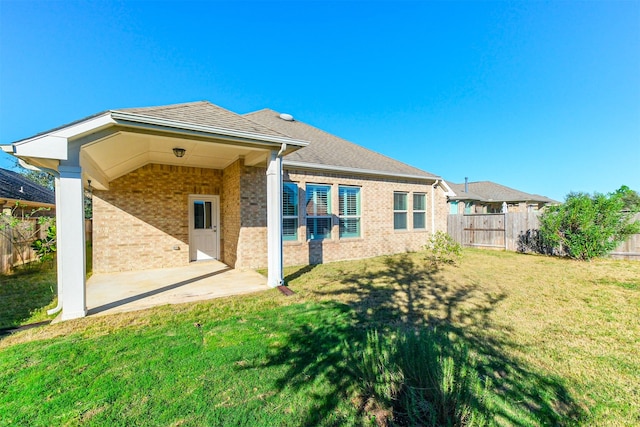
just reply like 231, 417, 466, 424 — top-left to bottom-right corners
504, 212, 508, 250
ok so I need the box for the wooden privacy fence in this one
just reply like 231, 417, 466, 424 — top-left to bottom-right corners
447, 212, 640, 260
0, 217, 48, 274
1, 218, 92, 274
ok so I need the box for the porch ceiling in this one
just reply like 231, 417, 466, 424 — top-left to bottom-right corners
80, 130, 269, 190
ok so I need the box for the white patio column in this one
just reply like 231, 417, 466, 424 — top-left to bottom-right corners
266, 149, 283, 287
57, 165, 87, 320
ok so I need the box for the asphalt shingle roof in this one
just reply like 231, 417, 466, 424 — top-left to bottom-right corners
118, 101, 289, 138
10, 101, 439, 181
244, 109, 438, 179
449, 181, 558, 203
0, 168, 55, 205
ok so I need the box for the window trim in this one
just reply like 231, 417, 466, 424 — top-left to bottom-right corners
393, 191, 408, 230
306, 184, 333, 240
283, 182, 299, 241
413, 192, 426, 230
339, 186, 361, 239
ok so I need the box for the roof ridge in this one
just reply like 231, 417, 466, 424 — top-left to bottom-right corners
116, 100, 210, 112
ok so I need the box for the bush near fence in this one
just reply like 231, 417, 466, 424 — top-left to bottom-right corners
447, 212, 640, 260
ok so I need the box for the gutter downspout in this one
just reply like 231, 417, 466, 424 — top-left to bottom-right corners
277, 143, 287, 157
18, 159, 64, 316
432, 179, 439, 234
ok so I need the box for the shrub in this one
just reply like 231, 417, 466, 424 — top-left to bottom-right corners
425, 231, 462, 267
346, 328, 490, 426
345, 330, 404, 421
538, 186, 640, 260
0, 203, 55, 271
32, 224, 56, 264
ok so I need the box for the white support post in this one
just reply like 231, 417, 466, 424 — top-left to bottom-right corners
266, 150, 283, 288
58, 165, 87, 320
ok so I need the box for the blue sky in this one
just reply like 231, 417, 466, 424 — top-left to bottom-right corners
1, 0, 638, 201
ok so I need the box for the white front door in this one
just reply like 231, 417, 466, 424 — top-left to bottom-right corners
188, 195, 219, 261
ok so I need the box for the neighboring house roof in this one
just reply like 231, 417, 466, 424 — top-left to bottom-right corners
244, 109, 439, 180
445, 184, 485, 201
448, 181, 558, 204
0, 168, 55, 205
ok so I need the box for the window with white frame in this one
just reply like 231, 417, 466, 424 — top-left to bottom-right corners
413, 193, 426, 229
306, 184, 332, 240
393, 192, 408, 230
283, 182, 298, 241
339, 186, 361, 238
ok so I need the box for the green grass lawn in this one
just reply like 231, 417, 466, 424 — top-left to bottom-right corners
0, 263, 57, 329
1, 249, 639, 426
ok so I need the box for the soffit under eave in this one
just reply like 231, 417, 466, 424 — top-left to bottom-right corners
78, 128, 277, 191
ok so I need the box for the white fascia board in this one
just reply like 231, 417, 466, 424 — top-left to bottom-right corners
110, 111, 309, 149
439, 180, 456, 197
283, 160, 442, 182
12, 113, 116, 160
13, 135, 68, 160
1, 145, 12, 153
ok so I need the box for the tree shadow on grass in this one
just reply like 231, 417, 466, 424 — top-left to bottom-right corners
250, 253, 586, 425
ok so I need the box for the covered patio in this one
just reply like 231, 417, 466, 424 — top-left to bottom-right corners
4, 102, 308, 321
85, 260, 268, 317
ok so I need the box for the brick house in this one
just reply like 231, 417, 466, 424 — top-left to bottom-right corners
448, 179, 558, 214
3, 101, 451, 320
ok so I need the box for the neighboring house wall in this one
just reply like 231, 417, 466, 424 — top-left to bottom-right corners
448, 201, 548, 215
92, 164, 223, 273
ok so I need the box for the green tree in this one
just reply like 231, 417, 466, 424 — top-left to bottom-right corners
538, 186, 640, 260
616, 185, 640, 211
13, 160, 54, 191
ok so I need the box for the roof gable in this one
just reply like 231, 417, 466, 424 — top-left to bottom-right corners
244, 109, 438, 179
117, 101, 288, 138
0, 168, 55, 205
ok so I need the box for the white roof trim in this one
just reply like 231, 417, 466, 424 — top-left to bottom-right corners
14, 113, 115, 146
110, 111, 309, 148
10, 110, 309, 162
439, 180, 456, 197
283, 160, 441, 181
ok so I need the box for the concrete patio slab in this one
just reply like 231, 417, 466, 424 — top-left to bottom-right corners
86, 261, 268, 317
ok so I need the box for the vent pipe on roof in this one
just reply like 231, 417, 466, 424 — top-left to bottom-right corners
464, 177, 468, 193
